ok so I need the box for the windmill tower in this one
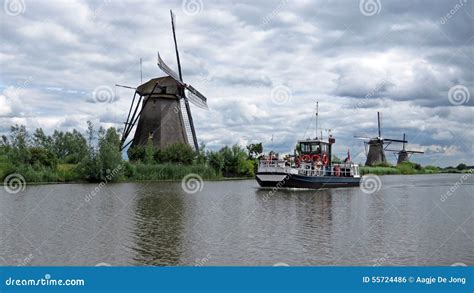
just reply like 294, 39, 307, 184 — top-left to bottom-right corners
120, 10, 208, 152
386, 133, 424, 164
355, 112, 407, 166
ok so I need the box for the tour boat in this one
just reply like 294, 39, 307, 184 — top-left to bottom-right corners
256, 104, 361, 189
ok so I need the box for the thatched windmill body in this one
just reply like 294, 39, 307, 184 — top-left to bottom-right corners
120, 10, 208, 152
355, 112, 407, 166
386, 133, 424, 164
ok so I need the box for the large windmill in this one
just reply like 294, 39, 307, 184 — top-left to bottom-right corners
355, 112, 407, 166
386, 133, 424, 164
120, 10, 208, 152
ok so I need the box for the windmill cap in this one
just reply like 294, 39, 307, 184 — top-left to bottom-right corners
136, 76, 181, 96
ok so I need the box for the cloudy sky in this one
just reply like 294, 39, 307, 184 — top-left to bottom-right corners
0, 0, 472, 166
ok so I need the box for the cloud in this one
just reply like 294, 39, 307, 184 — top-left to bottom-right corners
0, 0, 472, 166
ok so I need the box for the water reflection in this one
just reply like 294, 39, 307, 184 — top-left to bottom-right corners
131, 183, 185, 266
0, 175, 472, 266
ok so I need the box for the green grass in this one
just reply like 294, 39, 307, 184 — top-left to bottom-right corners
125, 163, 221, 181
360, 166, 401, 175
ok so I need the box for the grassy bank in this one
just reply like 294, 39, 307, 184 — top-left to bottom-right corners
360, 162, 471, 176
1, 162, 228, 184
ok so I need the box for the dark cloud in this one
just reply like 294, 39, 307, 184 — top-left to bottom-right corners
0, 0, 472, 166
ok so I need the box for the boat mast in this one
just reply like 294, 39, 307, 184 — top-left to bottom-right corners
315, 101, 319, 139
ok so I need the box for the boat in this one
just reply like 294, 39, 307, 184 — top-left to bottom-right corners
255, 104, 361, 189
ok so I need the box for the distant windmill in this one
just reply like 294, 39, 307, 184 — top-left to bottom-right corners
386, 133, 424, 164
120, 10, 208, 152
355, 112, 407, 166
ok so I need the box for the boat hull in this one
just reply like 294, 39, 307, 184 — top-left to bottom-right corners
256, 172, 361, 189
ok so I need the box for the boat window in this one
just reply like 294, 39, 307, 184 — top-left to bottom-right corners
321, 144, 328, 153
310, 143, 320, 153
300, 143, 310, 153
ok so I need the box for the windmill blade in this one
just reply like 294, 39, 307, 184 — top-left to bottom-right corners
185, 85, 208, 109
354, 136, 374, 140
170, 10, 183, 82
406, 150, 424, 154
384, 138, 408, 143
157, 52, 183, 85
115, 84, 137, 90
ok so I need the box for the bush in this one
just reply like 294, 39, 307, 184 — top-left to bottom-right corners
396, 162, 418, 175
29, 147, 58, 169
159, 143, 195, 165
130, 163, 218, 181
128, 146, 145, 162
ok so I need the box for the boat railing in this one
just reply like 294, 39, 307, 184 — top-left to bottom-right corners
296, 162, 360, 177
258, 160, 360, 177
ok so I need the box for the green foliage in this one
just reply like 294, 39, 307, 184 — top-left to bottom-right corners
144, 138, 155, 164
456, 163, 467, 170
129, 163, 218, 181
128, 146, 145, 162
246, 143, 263, 159
76, 123, 123, 182
29, 147, 58, 168
159, 142, 195, 165
360, 166, 400, 175
207, 151, 224, 173
397, 161, 417, 175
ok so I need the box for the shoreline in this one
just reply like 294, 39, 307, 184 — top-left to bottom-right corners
1, 172, 470, 186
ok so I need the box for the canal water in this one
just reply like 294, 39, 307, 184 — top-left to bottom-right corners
0, 174, 472, 266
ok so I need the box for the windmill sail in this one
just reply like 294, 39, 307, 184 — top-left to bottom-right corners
157, 53, 182, 84
180, 99, 197, 150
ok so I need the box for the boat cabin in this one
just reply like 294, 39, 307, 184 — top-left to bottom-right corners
296, 137, 335, 165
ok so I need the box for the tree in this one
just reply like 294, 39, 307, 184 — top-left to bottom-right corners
29, 147, 58, 168
246, 143, 263, 159
144, 138, 155, 164
456, 163, 467, 170
128, 146, 145, 162
77, 123, 123, 182
207, 151, 224, 173
98, 127, 123, 181
160, 142, 195, 165
8, 125, 30, 164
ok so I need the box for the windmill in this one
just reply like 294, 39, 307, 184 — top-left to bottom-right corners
355, 112, 407, 166
386, 133, 424, 164
120, 10, 208, 153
